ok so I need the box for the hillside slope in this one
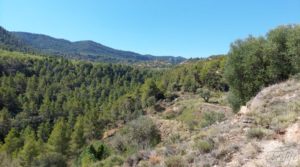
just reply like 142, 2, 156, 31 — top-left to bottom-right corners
120, 78, 300, 167
0, 26, 34, 53
12, 31, 185, 64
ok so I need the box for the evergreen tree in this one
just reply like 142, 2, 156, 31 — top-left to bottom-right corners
0, 108, 11, 141
37, 122, 51, 142
1, 128, 22, 156
47, 119, 69, 155
19, 126, 40, 167
141, 79, 162, 107
70, 116, 85, 155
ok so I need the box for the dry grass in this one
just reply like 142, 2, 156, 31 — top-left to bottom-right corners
149, 155, 162, 165
164, 155, 187, 167
246, 128, 266, 139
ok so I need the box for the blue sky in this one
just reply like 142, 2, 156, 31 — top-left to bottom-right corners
0, 0, 300, 58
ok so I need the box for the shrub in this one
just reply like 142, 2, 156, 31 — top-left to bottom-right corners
165, 92, 179, 102
215, 143, 239, 160
110, 133, 128, 153
246, 128, 265, 139
165, 155, 186, 167
197, 88, 211, 102
193, 139, 214, 153
123, 116, 160, 149
145, 96, 156, 107
93, 155, 124, 167
79, 141, 112, 166
227, 91, 242, 112
33, 152, 67, 167
200, 111, 225, 128
111, 116, 161, 153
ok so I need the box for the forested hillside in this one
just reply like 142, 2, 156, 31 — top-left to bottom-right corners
0, 24, 299, 166
0, 27, 34, 53
11, 31, 185, 64
0, 26, 186, 65
0, 48, 226, 166
0, 49, 155, 165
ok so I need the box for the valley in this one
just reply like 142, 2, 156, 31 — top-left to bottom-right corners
0, 24, 300, 167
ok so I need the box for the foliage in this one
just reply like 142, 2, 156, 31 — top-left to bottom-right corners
225, 25, 300, 111
70, 116, 85, 154
78, 141, 112, 167
0, 128, 22, 156
122, 116, 161, 149
47, 119, 69, 155
33, 152, 67, 167
18, 126, 40, 167
0, 49, 155, 164
197, 88, 211, 102
200, 111, 225, 128
158, 55, 228, 93
111, 116, 161, 154
141, 79, 164, 107
193, 139, 214, 153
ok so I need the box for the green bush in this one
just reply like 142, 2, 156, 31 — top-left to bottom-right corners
193, 139, 214, 153
111, 134, 128, 153
227, 91, 242, 112
124, 117, 160, 148
200, 111, 225, 128
197, 88, 211, 102
225, 25, 300, 110
33, 152, 67, 167
79, 141, 112, 166
112, 116, 161, 154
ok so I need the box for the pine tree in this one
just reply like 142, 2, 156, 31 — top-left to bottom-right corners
47, 119, 69, 155
19, 126, 40, 167
0, 107, 11, 141
37, 122, 51, 142
70, 116, 85, 154
1, 128, 22, 156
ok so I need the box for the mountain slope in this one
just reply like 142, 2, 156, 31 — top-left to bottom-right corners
12, 31, 186, 64
0, 26, 34, 53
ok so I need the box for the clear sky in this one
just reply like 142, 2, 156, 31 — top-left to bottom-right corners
0, 0, 300, 58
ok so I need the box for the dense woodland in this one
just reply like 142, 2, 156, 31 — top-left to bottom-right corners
0, 24, 299, 166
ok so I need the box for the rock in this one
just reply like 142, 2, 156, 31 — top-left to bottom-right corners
239, 106, 249, 115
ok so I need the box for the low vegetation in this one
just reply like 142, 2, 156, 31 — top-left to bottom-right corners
0, 24, 300, 166
246, 128, 265, 139
193, 139, 214, 153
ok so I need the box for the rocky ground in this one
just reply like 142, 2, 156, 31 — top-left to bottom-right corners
104, 79, 300, 167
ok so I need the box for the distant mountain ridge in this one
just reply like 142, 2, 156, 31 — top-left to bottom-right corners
0, 26, 34, 53
10, 31, 186, 64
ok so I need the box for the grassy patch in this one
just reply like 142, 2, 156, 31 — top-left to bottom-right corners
193, 139, 214, 153
165, 156, 186, 167
246, 128, 265, 139
171, 98, 225, 130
